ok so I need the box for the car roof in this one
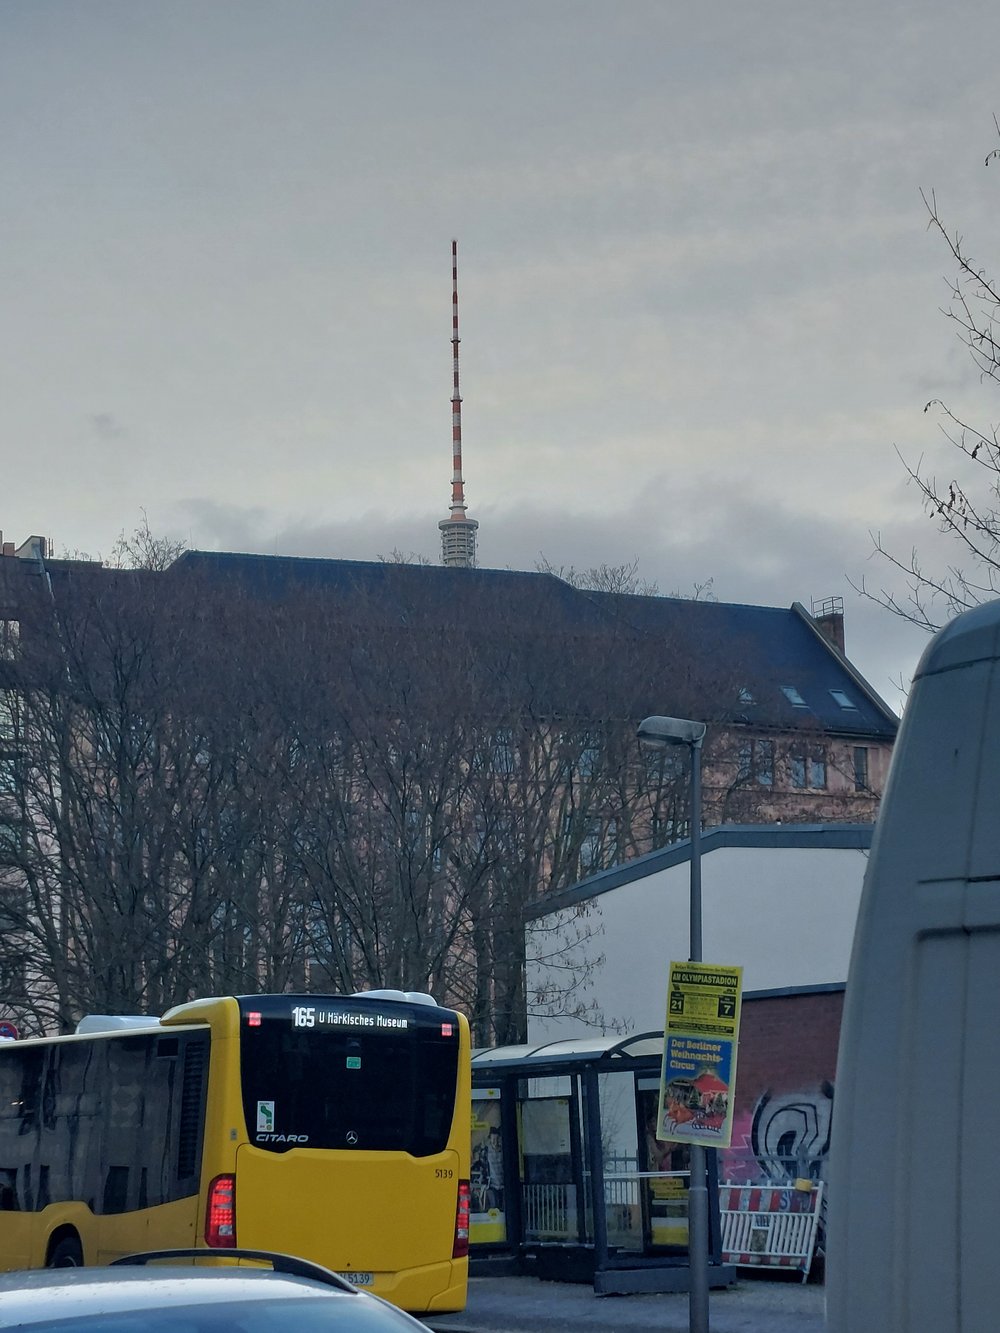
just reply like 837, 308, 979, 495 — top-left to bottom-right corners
0, 1267, 425, 1326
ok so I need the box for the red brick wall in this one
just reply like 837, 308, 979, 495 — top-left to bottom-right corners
720, 988, 843, 1185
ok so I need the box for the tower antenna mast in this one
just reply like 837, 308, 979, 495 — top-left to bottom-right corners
439, 239, 479, 567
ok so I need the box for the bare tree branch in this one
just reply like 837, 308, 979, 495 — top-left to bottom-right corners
856, 127, 1000, 631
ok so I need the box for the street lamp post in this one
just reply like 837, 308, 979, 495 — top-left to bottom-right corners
637, 715, 710, 1333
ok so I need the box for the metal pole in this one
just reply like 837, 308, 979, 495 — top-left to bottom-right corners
687, 737, 709, 1333
583, 1066, 610, 1276
689, 738, 703, 962
636, 717, 710, 1333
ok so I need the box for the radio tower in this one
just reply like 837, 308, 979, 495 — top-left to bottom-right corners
439, 239, 479, 567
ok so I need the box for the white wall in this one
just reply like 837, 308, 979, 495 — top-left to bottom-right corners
527, 843, 867, 1042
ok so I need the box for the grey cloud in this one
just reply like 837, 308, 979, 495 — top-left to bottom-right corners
89, 413, 127, 441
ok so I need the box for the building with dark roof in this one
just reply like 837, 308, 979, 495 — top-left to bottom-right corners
168, 550, 899, 828
0, 537, 898, 1038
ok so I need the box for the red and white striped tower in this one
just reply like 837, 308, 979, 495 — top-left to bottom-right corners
439, 239, 479, 567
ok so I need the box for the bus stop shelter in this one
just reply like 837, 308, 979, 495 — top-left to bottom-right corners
470, 1034, 736, 1295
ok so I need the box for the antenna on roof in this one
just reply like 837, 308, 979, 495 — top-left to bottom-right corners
439, 239, 479, 568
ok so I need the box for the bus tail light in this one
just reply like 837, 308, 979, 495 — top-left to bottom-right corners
453, 1179, 470, 1258
205, 1174, 236, 1248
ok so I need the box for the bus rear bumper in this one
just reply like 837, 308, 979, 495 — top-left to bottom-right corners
379, 1259, 468, 1314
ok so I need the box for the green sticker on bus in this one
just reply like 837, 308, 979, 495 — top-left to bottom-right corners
346, 1056, 361, 1070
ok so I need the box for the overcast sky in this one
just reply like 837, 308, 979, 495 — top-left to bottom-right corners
4, 1, 1000, 711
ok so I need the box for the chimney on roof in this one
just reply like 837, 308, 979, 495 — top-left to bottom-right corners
1, 534, 49, 560
439, 239, 479, 568
15, 536, 49, 562
811, 595, 845, 653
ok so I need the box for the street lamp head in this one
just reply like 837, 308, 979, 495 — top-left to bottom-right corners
636, 715, 707, 749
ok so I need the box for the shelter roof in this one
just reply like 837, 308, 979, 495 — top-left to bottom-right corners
472, 1031, 666, 1074
526, 821, 875, 920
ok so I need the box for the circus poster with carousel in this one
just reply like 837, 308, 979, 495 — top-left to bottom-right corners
656, 961, 743, 1150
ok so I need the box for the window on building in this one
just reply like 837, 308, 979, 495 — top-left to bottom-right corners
404, 808, 426, 857
738, 739, 773, 786
789, 748, 827, 790
0, 693, 14, 742
643, 745, 686, 785
579, 818, 617, 875
578, 741, 601, 781
579, 823, 600, 874
781, 685, 808, 707
0, 756, 16, 795
830, 689, 858, 710
853, 746, 870, 792
490, 728, 517, 776
606, 816, 618, 862
0, 821, 21, 857
0, 621, 19, 662
652, 812, 690, 845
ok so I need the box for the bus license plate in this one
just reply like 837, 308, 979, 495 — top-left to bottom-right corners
336, 1272, 373, 1287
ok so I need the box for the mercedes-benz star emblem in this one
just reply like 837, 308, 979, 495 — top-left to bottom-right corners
346, 1130, 358, 1145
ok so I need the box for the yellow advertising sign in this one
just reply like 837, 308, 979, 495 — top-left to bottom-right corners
656, 961, 743, 1150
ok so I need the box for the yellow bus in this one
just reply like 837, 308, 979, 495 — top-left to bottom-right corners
0, 990, 471, 1314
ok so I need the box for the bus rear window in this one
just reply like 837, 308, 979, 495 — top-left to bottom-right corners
238, 996, 460, 1156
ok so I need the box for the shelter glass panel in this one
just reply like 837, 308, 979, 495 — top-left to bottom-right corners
638, 1078, 690, 1253
520, 1097, 577, 1244
470, 1088, 506, 1245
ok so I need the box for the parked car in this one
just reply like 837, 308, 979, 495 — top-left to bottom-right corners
0, 1248, 432, 1330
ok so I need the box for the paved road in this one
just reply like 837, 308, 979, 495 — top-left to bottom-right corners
424, 1274, 825, 1333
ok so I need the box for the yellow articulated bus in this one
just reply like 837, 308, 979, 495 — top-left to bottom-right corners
0, 990, 471, 1314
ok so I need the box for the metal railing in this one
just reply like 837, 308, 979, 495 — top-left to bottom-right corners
521, 1182, 578, 1240
521, 1158, 692, 1248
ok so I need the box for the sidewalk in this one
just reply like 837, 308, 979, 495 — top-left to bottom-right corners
425, 1273, 825, 1333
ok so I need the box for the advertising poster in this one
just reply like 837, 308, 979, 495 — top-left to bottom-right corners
657, 961, 743, 1150
640, 1084, 690, 1249
470, 1088, 505, 1245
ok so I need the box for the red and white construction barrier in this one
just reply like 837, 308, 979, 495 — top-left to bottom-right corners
719, 1181, 824, 1282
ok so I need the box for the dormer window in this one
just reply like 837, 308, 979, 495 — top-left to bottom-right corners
781, 685, 807, 707
738, 687, 755, 705
830, 689, 858, 710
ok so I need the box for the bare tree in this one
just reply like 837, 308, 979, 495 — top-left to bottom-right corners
857, 120, 1000, 629
0, 548, 797, 1041
536, 555, 661, 597
0, 566, 306, 1031
0, 569, 213, 1027
245, 583, 638, 1045
537, 556, 717, 603
109, 512, 187, 572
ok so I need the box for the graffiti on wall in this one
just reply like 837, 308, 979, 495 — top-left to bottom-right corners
722, 1081, 834, 1186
